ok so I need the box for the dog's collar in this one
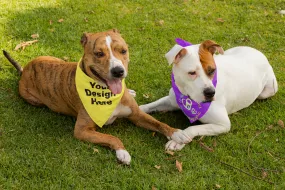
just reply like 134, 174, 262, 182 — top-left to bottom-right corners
172, 38, 217, 123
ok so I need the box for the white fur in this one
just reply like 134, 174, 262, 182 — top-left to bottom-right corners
105, 103, 132, 125
169, 129, 192, 144
116, 149, 131, 165
140, 44, 278, 151
106, 36, 127, 78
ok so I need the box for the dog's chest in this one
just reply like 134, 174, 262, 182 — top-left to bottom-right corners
105, 103, 132, 125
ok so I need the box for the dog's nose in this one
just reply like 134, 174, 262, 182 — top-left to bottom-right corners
111, 66, 124, 78
203, 87, 215, 98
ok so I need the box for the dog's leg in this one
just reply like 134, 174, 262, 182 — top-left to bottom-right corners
166, 103, 231, 151
128, 89, 136, 97
74, 108, 131, 165
128, 107, 191, 144
258, 67, 278, 99
140, 89, 179, 113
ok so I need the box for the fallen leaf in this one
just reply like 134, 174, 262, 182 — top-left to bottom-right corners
198, 136, 204, 142
14, 40, 38, 51
31, 33, 39, 39
158, 20, 164, 26
165, 150, 175, 156
277, 120, 284, 128
266, 125, 273, 130
49, 20, 53, 25
63, 56, 69, 62
152, 132, 156, 137
216, 18, 225, 23
215, 184, 221, 189
84, 17, 88, 22
58, 18, 64, 23
93, 148, 99, 153
143, 94, 149, 99
152, 186, 157, 190
262, 170, 268, 179
279, 10, 285, 15
199, 142, 214, 152
176, 160, 183, 172
154, 165, 161, 169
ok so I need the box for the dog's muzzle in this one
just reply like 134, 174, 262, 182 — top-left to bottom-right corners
111, 66, 125, 78
203, 87, 215, 101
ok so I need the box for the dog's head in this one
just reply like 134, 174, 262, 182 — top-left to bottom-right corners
166, 40, 224, 103
80, 29, 129, 94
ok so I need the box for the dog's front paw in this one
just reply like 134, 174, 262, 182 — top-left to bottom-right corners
170, 129, 192, 144
139, 104, 149, 113
165, 140, 185, 151
116, 149, 131, 165
128, 89, 136, 97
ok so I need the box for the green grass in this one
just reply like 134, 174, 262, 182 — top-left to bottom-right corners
1, 0, 285, 189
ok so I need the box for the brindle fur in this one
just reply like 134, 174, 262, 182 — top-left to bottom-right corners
3, 30, 178, 153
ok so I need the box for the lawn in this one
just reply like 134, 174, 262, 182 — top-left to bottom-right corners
0, 0, 285, 189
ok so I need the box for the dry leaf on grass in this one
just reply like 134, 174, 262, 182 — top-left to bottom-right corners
165, 150, 175, 156
49, 20, 53, 25
157, 20, 164, 26
63, 56, 69, 62
215, 184, 221, 189
14, 40, 38, 51
143, 94, 150, 99
199, 142, 214, 152
58, 18, 64, 23
152, 186, 157, 190
279, 10, 285, 15
216, 18, 225, 23
262, 170, 268, 179
176, 160, 183, 172
93, 148, 99, 153
277, 120, 284, 128
154, 165, 161, 169
31, 33, 39, 39
152, 132, 156, 137
84, 17, 88, 22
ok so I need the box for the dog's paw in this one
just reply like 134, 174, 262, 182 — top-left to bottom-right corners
170, 129, 192, 144
128, 89, 136, 97
116, 149, 131, 165
139, 104, 148, 113
165, 140, 185, 151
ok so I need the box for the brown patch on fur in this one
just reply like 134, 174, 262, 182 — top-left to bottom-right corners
174, 48, 187, 64
199, 40, 224, 77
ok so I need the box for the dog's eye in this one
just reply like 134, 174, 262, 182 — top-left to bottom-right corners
95, 52, 105, 58
121, 49, 127, 55
188, 71, 196, 75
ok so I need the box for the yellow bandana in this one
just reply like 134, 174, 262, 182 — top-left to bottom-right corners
75, 61, 125, 127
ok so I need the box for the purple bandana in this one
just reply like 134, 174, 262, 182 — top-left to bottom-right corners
172, 38, 217, 123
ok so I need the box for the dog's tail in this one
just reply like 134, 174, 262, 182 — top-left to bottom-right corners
2, 50, 23, 75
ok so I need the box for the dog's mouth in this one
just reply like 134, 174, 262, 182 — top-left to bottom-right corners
90, 67, 123, 95
202, 97, 214, 103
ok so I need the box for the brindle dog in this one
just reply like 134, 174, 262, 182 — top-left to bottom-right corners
3, 29, 191, 164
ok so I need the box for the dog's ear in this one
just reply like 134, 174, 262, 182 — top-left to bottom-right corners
201, 40, 224, 55
107, 28, 120, 34
165, 45, 187, 65
112, 28, 120, 33
80, 32, 89, 47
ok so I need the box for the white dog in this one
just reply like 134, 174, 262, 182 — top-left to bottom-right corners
140, 39, 278, 151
